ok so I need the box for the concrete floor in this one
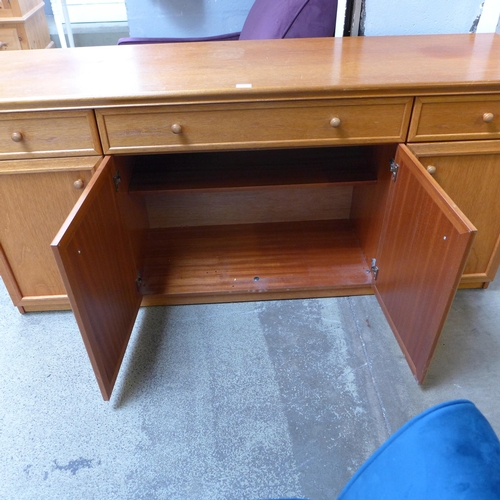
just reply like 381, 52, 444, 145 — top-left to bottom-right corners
0, 275, 499, 499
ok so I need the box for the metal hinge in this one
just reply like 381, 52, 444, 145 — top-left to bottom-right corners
390, 159, 399, 182
136, 271, 143, 292
371, 258, 379, 281
113, 170, 121, 192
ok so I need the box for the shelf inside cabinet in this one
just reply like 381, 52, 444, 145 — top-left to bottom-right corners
141, 219, 372, 300
124, 146, 378, 302
128, 147, 377, 193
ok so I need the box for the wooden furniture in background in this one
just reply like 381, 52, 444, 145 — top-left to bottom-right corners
0, 35, 499, 400
0, 0, 53, 50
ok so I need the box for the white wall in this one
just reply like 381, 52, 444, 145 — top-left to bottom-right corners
477, 0, 500, 33
125, 0, 500, 40
126, 0, 254, 38
362, 0, 484, 36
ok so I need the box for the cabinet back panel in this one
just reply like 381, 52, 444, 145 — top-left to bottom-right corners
131, 146, 374, 227
145, 184, 353, 228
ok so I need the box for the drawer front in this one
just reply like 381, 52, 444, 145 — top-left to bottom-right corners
0, 110, 102, 159
409, 95, 500, 142
97, 98, 413, 153
0, 28, 21, 50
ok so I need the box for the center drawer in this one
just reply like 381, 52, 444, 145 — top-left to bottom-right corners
96, 98, 413, 154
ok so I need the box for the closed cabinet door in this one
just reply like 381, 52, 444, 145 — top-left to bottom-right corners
0, 158, 96, 311
409, 141, 500, 287
374, 145, 477, 384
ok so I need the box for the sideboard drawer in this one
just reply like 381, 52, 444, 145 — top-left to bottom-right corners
97, 98, 413, 153
0, 110, 102, 159
409, 95, 500, 142
0, 28, 21, 50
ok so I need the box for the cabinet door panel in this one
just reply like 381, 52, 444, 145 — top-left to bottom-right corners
0, 157, 97, 310
52, 156, 146, 401
374, 145, 476, 384
409, 142, 500, 285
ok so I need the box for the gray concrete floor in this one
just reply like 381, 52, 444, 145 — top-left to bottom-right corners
0, 275, 499, 499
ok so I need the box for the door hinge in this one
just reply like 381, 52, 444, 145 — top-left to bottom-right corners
371, 258, 379, 281
113, 170, 121, 192
136, 271, 143, 292
390, 159, 399, 182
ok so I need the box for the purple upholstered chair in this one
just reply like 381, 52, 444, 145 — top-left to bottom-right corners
118, 0, 337, 45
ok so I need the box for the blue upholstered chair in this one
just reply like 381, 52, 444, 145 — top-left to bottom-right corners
338, 400, 500, 499
117, 0, 337, 45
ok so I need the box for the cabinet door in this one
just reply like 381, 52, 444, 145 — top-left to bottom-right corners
374, 145, 476, 384
0, 157, 96, 311
409, 141, 500, 286
52, 156, 148, 401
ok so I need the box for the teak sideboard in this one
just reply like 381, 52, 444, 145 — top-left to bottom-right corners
1, 35, 500, 400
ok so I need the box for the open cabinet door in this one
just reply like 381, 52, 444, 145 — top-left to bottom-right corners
374, 145, 476, 384
52, 156, 147, 400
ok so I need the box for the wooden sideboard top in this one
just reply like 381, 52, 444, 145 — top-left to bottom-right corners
1, 34, 500, 110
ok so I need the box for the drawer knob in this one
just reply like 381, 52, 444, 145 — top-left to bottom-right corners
11, 132, 23, 142
171, 123, 182, 134
427, 165, 437, 175
483, 112, 494, 123
330, 117, 341, 128
73, 178, 85, 190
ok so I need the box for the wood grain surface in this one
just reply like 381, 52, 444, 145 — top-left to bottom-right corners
51, 157, 146, 400
374, 145, 476, 384
142, 220, 372, 299
1, 34, 499, 109
409, 141, 500, 284
0, 110, 102, 159
0, 163, 95, 300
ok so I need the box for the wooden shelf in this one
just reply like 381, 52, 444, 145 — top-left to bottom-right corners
129, 147, 376, 193
141, 219, 372, 300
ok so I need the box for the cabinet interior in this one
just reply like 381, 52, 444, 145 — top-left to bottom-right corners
121, 145, 396, 302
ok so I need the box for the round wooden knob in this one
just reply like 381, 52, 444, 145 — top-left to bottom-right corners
11, 132, 23, 142
427, 165, 437, 175
330, 117, 341, 128
483, 112, 494, 123
171, 123, 182, 134
73, 178, 84, 190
